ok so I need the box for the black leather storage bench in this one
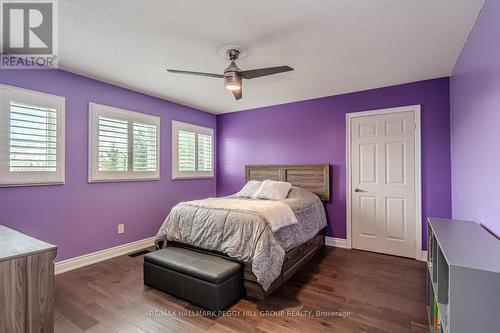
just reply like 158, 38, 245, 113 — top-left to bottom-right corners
144, 247, 244, 311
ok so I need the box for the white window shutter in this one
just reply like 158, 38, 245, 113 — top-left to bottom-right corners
89, 103, 160, 182
177, 130, 196, 171
197, 133, 212, 172
98, 116, 128, 172
172, 120, 214, 179
9, 102, 58, 172
133, 122, 157, 172
0, 84, 65, 187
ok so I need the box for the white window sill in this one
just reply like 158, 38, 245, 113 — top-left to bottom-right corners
172, 176, 215, 180
0, 181, 65, 188
88, 177, 160, 184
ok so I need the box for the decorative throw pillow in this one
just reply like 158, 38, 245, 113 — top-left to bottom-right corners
236, 180, 262, 198
254, 179, 292, 200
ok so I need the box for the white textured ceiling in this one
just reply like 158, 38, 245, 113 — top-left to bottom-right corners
60, 0, 484, 114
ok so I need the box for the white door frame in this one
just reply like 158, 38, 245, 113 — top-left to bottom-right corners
345, 105, 422, 260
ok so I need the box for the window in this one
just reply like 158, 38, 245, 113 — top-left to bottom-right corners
0, 84, 65, 186
172, 120, 214, 179
89, 103, 160, 182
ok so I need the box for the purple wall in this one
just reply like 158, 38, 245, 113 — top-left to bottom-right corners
0, 71, 453, 260
0, 69, 216, 261
217, 78, 452, 249
450, 0, 500, 237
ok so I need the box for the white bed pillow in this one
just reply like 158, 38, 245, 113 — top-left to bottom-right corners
236, 180, 262, 198
254, 179, 292, 200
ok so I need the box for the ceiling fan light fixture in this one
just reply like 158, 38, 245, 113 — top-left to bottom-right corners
167, 47, 293, 100
224, 75, 242, 91
225, 84, 241, 91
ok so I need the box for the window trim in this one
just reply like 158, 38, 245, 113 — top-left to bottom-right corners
172, 120, 214, 180
88, 103, 160, 183
0, 84, 65, 187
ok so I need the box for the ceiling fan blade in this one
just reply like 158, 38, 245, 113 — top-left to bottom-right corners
239, 66, 293, 79
232, 89, 242, 100
167, 69, 224, 78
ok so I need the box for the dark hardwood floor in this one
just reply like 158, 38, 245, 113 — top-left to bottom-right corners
54, 247, 429, 333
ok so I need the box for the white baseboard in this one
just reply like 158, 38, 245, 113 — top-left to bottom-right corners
54, 236, 426, 274
55, 236, 156, 275
418, 250, 428, 262
325, 236, 348, 248
325, 236, 428, 262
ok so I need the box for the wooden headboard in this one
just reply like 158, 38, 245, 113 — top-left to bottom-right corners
245, 164, 330, 202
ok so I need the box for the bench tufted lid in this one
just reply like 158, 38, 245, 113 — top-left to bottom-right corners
144, 247, 243, 284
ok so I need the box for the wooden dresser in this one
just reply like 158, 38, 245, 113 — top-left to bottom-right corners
0, 225, 57, 333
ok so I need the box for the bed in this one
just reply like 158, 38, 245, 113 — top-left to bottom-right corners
155, 164, 329, 299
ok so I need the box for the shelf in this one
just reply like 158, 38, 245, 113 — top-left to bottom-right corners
436, 246, 449, 305
427, 277, 447, 332
427, 218, 500, 333
426, 305, 437, 333
426, 302, 447, 333
427, 224, 448, 333
427, 264, 438, 296
437, 302, 448, 332
428, 218, 500, 272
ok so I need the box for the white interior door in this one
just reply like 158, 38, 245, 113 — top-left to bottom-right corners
350, 110, 417, 258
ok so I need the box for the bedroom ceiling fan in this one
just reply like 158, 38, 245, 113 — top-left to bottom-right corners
167, 48, 293, 100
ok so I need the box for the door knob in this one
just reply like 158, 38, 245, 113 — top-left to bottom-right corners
354, 188, 365, 192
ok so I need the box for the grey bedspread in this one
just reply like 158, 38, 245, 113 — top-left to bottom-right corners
156, 187, 327, 291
